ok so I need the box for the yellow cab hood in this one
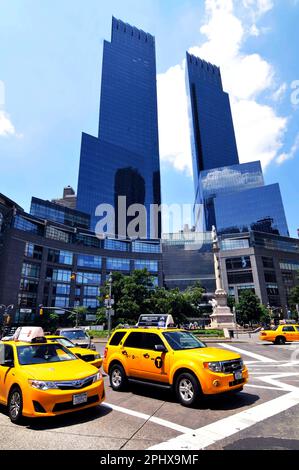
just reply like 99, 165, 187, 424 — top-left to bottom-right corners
21, 359, 98, 381
176, 347, 241, 363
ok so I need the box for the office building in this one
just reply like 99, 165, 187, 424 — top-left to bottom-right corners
77, 18, 161, 238
52, 186, 77, 210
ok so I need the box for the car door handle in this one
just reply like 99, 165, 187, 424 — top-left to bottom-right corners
143, 353, 150, 359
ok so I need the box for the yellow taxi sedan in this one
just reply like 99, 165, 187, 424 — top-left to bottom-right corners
46, 336, 102, 369
260, 324, 299, 344
0, 337, 105, 423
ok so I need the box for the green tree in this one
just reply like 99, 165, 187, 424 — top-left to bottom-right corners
235, 290, 265, 326
289, 285, 299, 314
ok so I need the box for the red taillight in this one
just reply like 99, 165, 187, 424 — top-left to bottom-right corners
104, 347, 108, 359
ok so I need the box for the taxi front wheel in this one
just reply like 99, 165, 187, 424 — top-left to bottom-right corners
8, 387, 23, 424
175, 372, 201, 407
109, 364, 128, 391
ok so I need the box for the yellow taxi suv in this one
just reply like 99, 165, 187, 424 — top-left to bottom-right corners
0, 327, 105, 423
46, 336, 102, 369
103, 318, 248, 407
260, 324, 299, 345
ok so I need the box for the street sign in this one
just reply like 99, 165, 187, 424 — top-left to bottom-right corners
20, 309, 32, 313
86, 314, 97, 321
105, 309, 115, 319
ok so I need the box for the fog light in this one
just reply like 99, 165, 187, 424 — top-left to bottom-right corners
213, 380, 220, 387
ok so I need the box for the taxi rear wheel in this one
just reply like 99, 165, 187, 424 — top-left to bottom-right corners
109, 364, 127, 391
275, 336, 286, 345
175, 372, 201, 407
8, 387, 23, 424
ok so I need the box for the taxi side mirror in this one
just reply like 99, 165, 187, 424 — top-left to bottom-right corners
155, 344, 167, 353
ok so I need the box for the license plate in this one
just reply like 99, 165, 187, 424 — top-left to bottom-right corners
234, 370, 243, 381
73, 392, 88, 405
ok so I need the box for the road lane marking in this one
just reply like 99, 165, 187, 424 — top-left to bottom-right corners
257, 372, 299, 392
103, 403, 192, 434
148, 390, 299, 450
245, 384, 285, 391
217, 343, 276, 363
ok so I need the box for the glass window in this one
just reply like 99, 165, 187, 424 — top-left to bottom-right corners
20, 279, 39, 293
83, 298, 99, 308
60, 330, 87, 340
279, 260, 299, 271
262, 257, 274, 269
106, 258, 130, 271
282, 326, 295, 332
264, 272, 277, 283
227, 271, 253, 284
124, 332, 144, 348
142, 333, 165, 350
104, 239, 130, 252
220, 239, 249, 251
17, 344, 76, 365
52, 297, 69, 308
22, 263, 40, 279
46, 268, 71, 283
226, 256, 251, 270
53, 284, 71, 295
77, 272, 101, 285
77, 254, 102, 269
83, 286, 99, 297
109, 331, 127, 346
45, 226, 70, 243
0, 212, 3, 232
134, 259, 158, 272
163, 331, 206, 350
14, 215, 41, 234
48, 249, 73, 265
18, 292, 37, 308
24, 243, 43, 260
132, 241, 161, 253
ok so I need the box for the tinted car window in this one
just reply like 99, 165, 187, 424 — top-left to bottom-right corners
124, 332, 143, 348
109, 331, 127, 346
0, 344, 14, 365
282, 326, 295, 332
142, 333, 165, 350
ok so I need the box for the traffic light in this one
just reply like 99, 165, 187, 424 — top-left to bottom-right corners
39, 306, 44, 316
70, 272, 77, 282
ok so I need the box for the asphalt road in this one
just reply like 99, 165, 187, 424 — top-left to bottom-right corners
1, 336, 299, 450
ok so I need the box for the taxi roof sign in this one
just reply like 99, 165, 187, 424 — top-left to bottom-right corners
13, 326, 45, 343
137, 314, 175, 328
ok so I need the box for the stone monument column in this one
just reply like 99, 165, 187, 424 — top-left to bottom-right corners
209, 226, 236, 329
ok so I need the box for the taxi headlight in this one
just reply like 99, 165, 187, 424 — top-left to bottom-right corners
204, 361, 222, 373
90, 344, 96, 351
28, 380, 58, 390
92, 372, 102, 383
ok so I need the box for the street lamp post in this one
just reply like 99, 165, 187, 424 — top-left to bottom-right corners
0, 304, 14, 337
105, 272, 115, 339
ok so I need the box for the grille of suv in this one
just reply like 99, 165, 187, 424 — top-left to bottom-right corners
221, 359, 243, 374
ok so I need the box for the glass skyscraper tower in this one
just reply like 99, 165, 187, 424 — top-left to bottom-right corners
77, 18, 161, 238
186, 52, 289, 237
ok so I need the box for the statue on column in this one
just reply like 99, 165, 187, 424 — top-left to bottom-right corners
210, 226, 236, 329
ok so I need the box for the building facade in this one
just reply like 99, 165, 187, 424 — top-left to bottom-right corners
219, 231, 299, 315
52, 186, 77, 210
77, 18, 161, 238
186, 53, 289, 238
0, 194, 162, 324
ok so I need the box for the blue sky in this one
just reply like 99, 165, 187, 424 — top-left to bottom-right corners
0, 0, 298, 236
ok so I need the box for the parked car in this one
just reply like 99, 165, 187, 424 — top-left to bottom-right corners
55, 328, 96, 350
0, 327, 105, 423
46, 335, 102, 368
103, 325, 248, 407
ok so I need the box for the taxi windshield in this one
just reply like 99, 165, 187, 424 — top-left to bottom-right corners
62, 330, 87, 340
17, 343, 77, 365
53, 338, 75, 348
163, 331, 206, 351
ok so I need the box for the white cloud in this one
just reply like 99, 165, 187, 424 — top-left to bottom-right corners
0, 110, 17, 137
157, 0, 287, 174
276, 133, 299, 165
